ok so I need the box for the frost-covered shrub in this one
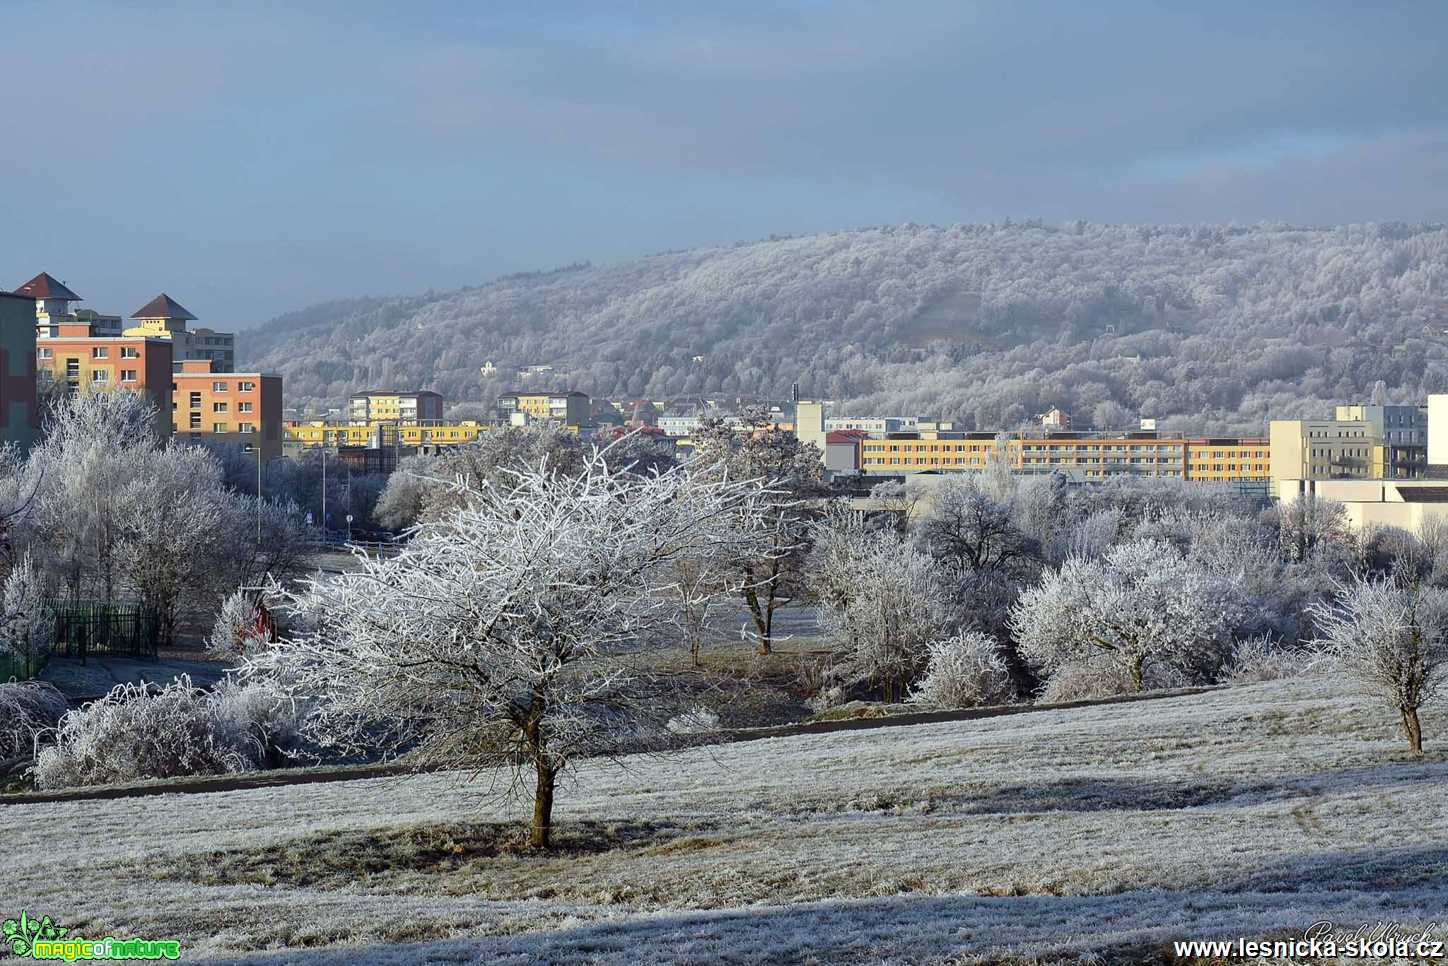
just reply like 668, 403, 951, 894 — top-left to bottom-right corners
31, 675, 298, 789
0, 553, 51, 667
0, 682, 68, 760
210, 678, 301, 768
1223, 636, 1316, 685
666, 707, 721, 734
908, 632, 1013, 709
1039, 657, 1188, 704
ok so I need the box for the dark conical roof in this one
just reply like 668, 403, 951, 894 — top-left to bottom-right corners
131, 293, 197, 321
14, 272, 80, 301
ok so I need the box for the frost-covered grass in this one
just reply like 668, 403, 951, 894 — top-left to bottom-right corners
5, 676, 1446, 963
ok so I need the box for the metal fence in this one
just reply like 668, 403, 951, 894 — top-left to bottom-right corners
49, 601, 161, 663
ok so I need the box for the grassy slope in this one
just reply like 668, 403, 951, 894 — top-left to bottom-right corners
6, 676, 1446, 964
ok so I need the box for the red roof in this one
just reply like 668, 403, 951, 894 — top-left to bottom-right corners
14, 272, 80, 301
132, 293, 197, 320
826, 429, 871, 443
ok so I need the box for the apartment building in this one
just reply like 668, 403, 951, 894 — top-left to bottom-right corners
285, 419, 487, 453
0, 291, 38, 449
1269, 419, 1377, 482
18, 272, 85, 339
857, 431, 1271, 482
1334, 403, 1428, 478
347, 390, 445, 424
35, 327, 174, 431
496, 390, 590, 427
1183, 438, 1271, 483
172, 360, 282, 460
123, 294, 236, 372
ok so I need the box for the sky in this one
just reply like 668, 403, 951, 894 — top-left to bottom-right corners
3, 1, 1446, 329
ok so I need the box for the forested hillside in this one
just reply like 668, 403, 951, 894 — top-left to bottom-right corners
243, 223, 1448, 433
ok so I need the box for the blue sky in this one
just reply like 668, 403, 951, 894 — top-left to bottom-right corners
3, 1, 1445, 328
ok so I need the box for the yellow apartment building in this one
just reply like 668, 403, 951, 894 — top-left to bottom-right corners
497, 390, 590, 427
285, 419, 488, 452
123, 293, 236, 372
347, 390, 445, 424
856, 432, 1271, 482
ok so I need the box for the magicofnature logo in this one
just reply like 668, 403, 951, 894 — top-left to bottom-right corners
3, 912, 180, 961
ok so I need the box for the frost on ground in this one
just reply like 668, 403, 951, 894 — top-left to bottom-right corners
4, 677, 1446, 964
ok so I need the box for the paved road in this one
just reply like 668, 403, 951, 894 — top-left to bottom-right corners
40, 655, 228, 702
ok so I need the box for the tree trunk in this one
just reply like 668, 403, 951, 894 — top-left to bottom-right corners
531, 760, 557, 849
1402, 706, 1424, 756
1128, 656, 1145, 693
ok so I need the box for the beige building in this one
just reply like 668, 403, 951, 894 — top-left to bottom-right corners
1269, 419, 1376, 482
123, 294, 236, 372
1274, 478, 1448, 536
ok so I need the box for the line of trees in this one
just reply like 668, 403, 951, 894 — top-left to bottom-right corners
808, 470, 1448, 755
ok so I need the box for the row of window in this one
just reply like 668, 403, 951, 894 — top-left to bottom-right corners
184, 414, 255, 433
39, 346, 140, 360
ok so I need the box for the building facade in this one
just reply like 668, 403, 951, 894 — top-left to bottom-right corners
855, 431, 1271, 482
123, 294, 236, 372
0, 291, 38, 449
496, 390, 590, 427
172, 361, 283, 460
285, 419, 488, 453
35, 329, 174, 432
347, 390, 445, 424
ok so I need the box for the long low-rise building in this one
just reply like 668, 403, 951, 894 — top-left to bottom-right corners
844, 431, 1270, 482
284, 419, 490, 453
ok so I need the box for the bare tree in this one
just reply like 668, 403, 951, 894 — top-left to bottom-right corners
1312, 577, 1448, 755
247, 451, 776, 848
690, 412, 820, 655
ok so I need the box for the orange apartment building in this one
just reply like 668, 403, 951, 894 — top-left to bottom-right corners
172, 360, 284, 460
35, 323, 174, 433
1183, 438, 1270, 483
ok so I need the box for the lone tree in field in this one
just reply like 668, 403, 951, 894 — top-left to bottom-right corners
251, 450, 775, 848
1312, 577, 1448, 755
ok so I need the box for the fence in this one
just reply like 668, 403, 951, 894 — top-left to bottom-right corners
49, 601, 161, 664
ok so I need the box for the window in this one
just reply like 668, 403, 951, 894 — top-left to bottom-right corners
239, 401, 253, 413
121, 347, 139, 359
91, 347, 108, 359
212, 381, 228, 392
189, 412, 201, 430
65, 359, 80, 378
189, 392, 202, 409
120, 369, 137, 382
238, 423, 255, 434
38, 347, 52, 359
90, 369, 109, 383
213, 422, 228, 433
239, 381, 255, 391
213, 402, 228, 413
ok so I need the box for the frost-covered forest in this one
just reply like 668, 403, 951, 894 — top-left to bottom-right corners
245, 223, 1448, 433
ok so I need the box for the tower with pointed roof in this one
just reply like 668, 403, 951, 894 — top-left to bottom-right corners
15, 272, 82, 337
123, 293, 235, 372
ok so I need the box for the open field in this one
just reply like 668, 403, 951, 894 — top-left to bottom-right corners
3, 676, 1446, 963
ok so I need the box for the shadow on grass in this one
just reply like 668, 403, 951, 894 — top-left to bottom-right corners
207, 878, 1448, 966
